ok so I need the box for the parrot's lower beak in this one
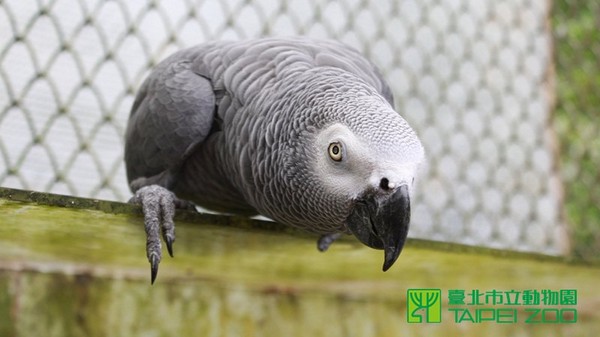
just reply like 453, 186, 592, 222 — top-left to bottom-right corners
345, 185, 411, 271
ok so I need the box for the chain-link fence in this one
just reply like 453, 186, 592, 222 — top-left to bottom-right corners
2, 0, 597, 259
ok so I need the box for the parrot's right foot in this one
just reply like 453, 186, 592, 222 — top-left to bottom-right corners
129, 185, 193, 284
317, 233, 342, 252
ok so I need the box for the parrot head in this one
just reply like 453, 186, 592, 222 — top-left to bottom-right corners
311, 99, 425, 271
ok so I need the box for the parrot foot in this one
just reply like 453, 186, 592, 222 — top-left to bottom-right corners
130, 185, 188, 284
317, 233, 342, 252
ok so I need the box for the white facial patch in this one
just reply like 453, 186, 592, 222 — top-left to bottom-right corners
313, 122, 424, 199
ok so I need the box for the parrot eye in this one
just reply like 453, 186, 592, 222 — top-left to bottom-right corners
328, 142, 343, 161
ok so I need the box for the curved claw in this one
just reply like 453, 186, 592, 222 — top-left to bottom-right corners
166, 236, 174, 258
131, 185, 183, 284
150, 253, 160, 285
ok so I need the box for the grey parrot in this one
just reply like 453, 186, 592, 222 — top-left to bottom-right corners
125, 37, 424, 283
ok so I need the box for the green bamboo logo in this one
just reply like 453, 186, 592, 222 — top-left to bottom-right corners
407, 289, 442, 323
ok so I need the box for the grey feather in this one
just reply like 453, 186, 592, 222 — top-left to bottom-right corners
126, 37, 401, 217
126, 37, 424, 277
125, 57, 215, 185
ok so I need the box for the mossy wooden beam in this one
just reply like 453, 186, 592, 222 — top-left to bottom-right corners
0, 187, 599, 337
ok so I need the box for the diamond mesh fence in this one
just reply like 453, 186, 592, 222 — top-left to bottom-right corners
0, 0, 596, 259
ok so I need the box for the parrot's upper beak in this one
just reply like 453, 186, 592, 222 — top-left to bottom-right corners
345, 184, 411, 271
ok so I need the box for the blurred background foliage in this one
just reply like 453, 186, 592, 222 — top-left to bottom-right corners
553, 0, 600, 262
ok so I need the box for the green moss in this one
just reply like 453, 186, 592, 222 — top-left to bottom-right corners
1, 187, 600, 336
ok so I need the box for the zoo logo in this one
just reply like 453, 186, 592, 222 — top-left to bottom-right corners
407, 289, 442, 323
406, 288, 578, 324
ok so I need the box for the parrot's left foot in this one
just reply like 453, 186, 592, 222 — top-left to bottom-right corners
317, 233, 342, 252
129, 184, 193, 284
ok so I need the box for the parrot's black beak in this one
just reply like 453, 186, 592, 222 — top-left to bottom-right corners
345, 184, 411, 271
